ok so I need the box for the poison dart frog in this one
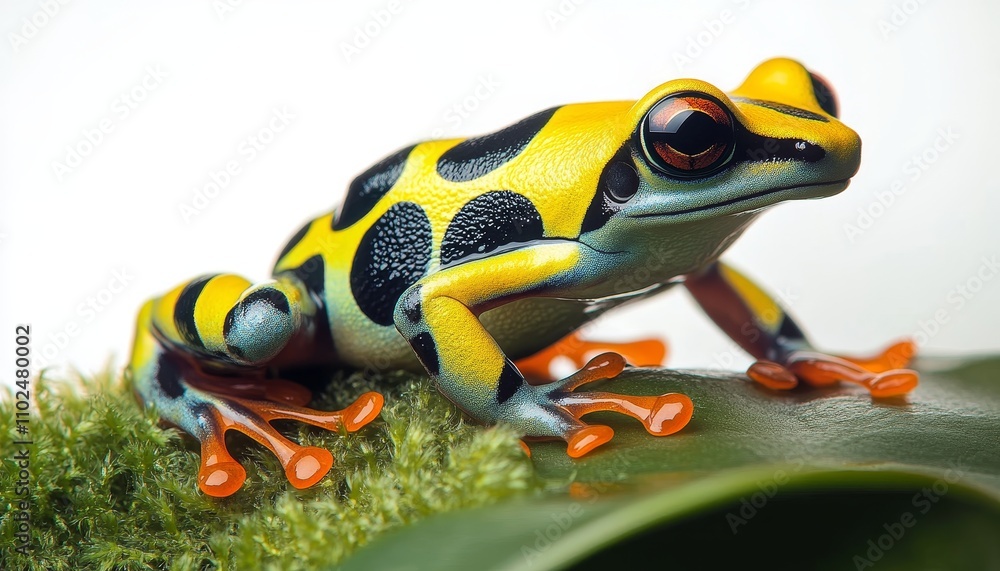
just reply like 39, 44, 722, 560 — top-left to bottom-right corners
127, 58, 919, 497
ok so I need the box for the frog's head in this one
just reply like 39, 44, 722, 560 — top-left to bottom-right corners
580, 58, 859, 260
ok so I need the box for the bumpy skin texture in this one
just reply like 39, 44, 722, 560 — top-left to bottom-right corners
127, 58, 919, 497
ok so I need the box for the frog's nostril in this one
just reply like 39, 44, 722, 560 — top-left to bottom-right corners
793, 140, 824, 162
808, 71, 839, 118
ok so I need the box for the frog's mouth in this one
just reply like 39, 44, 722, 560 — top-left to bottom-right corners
629, 179, 850, 219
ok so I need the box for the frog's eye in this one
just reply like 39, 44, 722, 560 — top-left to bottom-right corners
639, 93, 735, 178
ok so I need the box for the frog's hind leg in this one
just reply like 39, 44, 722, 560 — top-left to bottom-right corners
132, 350, 379, 497
515, 331, 668, 383
128, 274, 382, 497
685, 261, 919, 398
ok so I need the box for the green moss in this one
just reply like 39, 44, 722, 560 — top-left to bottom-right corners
0, 368, 539, 570
5, 357, 1000, 570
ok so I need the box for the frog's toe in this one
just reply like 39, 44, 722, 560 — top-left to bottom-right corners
566, 425, 615, 458
198, 437, 246, 497
834, 339, 917, 373
778, 349, 919, 398
545, 352, 694, 449
747, 360, 800, 390
338, 392, 385, 431
516, 332, 668, 382
866, 370, 920, 398
644, 394, 695, 435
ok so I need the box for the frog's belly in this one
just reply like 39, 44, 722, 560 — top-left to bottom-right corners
326, 296, 595, 372
485, 278, 680, 356
331, 287, 677, 376
482, 297, 600, 360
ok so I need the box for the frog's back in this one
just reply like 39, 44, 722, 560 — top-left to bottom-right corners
271, 100, 636, 369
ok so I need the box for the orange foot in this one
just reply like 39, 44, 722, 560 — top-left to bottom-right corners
539, 352, 693, 458
516, 331, 668, 382
184, 373, 383, 497
747, 339, 919, 398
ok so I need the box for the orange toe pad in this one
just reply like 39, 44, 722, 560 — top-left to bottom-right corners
567, 425, 614, 458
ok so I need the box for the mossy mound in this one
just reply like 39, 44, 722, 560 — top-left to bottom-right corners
0, 368, 537, 570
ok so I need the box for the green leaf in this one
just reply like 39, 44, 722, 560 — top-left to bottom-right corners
336, 356, 1000, 571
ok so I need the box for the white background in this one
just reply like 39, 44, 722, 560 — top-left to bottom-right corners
2, 0, 999, 390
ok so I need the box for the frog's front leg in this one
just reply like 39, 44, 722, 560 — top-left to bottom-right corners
394, 242, 693, 458
685, 261, 919, 397
128, 274, 382, 497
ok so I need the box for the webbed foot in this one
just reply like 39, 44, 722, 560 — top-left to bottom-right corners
746, 340, 919, 398
534, 353, 693, 457
191, 387, 383, 496
140, 358, 382, 497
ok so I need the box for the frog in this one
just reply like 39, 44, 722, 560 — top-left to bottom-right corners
126, 58, 919, 497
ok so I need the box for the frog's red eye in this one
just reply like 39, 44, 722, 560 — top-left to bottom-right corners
640, 94, 735, 178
